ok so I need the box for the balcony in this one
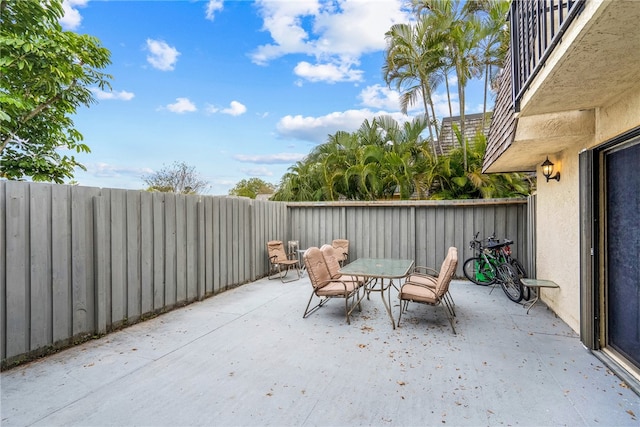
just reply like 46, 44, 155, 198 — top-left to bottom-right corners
485, 0, 640, 173
2, 275, 639, 425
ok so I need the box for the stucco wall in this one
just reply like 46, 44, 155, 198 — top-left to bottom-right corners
536, 147, 581, 332
535, 84, 640, 334
595, 85, 640, 146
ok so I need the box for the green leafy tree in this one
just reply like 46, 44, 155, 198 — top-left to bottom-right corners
0, 0, 112, 182
228, 178, 276, 199
143, 162, 209, 194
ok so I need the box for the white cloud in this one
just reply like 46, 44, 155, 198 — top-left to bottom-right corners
165, 98, 197, 113
88, 162, 153, 179
206, 101, 247, 116
222, 101, 247, 116
294, 60, 362, 83
251, 0, 411, 83
205, 0, 224, 21
233, 153, 306, 164
241, 167, 274, 177
358, 84, 401, 111
91, 87, 135, 101
60, 0, 88, 30
276, 108, 415, 144
358, 84, 464, 120
146, 39, 180, 71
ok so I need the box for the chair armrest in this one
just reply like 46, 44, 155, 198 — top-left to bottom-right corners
316, 279, 358, 293
411, 266, 439, 277
402, 280, 438, 297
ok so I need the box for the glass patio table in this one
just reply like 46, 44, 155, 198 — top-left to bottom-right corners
339, 258, 414, 329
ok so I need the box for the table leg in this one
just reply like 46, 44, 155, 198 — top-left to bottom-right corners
380, 278, 396, 329
524, 289, 539, 314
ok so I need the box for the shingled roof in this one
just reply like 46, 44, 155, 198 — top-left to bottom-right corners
436, 112, 492, 156
483, 55, 517, 173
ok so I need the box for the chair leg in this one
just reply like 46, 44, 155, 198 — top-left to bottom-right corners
344, 297, 351, 324
303, 292, 329, 319
279, 264, 300, 283
444, 293, 456, 317
397, 300, 406, 326
443, 304, 457, 335
268, 263, 280, 280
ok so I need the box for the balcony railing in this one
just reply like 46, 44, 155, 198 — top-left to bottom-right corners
510, 0, 585, 111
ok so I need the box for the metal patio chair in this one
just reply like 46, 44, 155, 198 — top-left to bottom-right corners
398, 246, 458, 334
267, 240, 300, 283
303, 246, 362, 324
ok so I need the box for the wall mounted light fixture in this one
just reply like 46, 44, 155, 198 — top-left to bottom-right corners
541, 156, 560, 182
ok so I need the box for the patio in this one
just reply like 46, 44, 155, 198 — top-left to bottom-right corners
2, 275, 639, 426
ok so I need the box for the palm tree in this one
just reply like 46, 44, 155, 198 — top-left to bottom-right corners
412, 0, 485, 171
383, 19, 447, 156
476, 0, 510, 129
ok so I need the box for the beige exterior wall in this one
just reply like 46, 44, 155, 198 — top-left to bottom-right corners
534, 84, 640, 334
595, 85, 640, 147
536, 147, 581, 332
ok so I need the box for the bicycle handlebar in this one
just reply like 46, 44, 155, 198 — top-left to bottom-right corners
469, 232, 514, 251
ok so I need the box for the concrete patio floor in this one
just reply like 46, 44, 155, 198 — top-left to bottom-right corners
2, 275, 639, 426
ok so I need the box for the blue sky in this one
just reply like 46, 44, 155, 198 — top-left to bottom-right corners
62, 0, 490, 195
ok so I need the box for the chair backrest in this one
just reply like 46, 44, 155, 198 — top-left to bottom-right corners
304, 247, 332, 289
331, 239, 349, 260
320, 244, 341, 278
267, 240, 287, 263
436, 247, 458, 295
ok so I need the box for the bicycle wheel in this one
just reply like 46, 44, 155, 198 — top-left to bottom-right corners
510, 258, 530, 300
497, 262, 523, 303
463, 257, 497, 286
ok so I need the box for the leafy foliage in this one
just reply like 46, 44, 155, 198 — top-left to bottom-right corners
228, 178, 276, 199
272, 116, 532, 202
143, 162, 209, 194
386, 0, 511, 170
0, 0, 112, 183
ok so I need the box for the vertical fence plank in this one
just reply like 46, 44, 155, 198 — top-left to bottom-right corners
51, 185, 72, 343
153, 192, 165, 310
4, 182, 29, 359
0, 182, 5, 360
212, 197, 222, 293
110, 189, 127, 325
175, 195, 187, 303
126, 190, 141, 323
186, 195, 198, 301
29, 184, 53, 350
94, 193, 108, 334
203, 197, 214, 296
218, 197, 228, 290
141, 191, 154, 314
227, 198, 237, 286
197, 198, 206, 299
165, 194, 177, 306
71, 186, 99, 337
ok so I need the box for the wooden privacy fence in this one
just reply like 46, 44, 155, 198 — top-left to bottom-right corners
1, 180, 532, 367
287, 199, 531, 275
0, 181, 288, 366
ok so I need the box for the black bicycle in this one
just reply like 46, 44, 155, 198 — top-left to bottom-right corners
463, 232, 526, 303
486, 234, 530, 301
